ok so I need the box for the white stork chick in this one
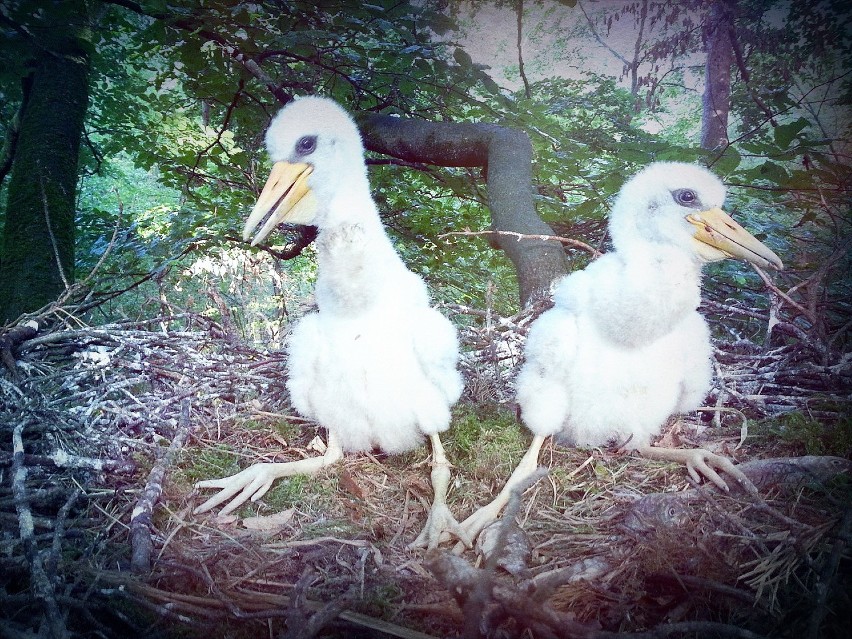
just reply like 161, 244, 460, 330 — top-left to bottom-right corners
456, 162, 783, 546
195, 97, 468, 550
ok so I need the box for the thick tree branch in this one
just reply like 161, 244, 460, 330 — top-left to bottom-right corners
358, 113, 569, 305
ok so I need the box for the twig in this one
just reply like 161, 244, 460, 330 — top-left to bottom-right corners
531, 555, 615, 602
46, 488, 81, 576
76, 188, 125, 289
516, 0, 532, 99
436, 467, 551, 638
40, 173, 70, 290
11, 423, 68, 639
438, 228, 601, 256
293, 583, 356, 639
130, 399, 193, 573
751, 264, 817, 326
0, 447, 137, 472
695, 406, 749, 446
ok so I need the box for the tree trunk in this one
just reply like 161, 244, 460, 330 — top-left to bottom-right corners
358, 114, 569, 307
0, 39, 90, 324
701, 0, 735, 150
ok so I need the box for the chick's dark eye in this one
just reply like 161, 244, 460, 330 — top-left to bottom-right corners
296, 135, 317, 156
673, 189, 698, 207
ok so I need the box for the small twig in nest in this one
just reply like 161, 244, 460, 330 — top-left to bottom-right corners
282, 568, 357, 639
130, 399, 194, 573
46, 488, 81, 576
12, 422, 69, 639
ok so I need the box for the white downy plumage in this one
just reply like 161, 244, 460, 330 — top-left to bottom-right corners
452, 162, 783, 550
195, 97, 467, 550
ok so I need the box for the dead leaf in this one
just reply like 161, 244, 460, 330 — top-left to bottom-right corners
340, 469, 368, 500
308, 436, 327, 454
242, 508, 295, 531
270, 432, 288, 448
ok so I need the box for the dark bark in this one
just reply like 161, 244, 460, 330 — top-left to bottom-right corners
0, 102, 23, 188
0, 321, 38, 379
701, 0, 735, 150
0, 38, 90, 324
358, 114, 569, 306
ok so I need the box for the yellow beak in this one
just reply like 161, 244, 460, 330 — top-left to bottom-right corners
243, 161, 317, 246
687, 207, 783, 271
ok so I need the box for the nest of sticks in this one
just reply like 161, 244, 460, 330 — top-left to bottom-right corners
0, 278, 850, 639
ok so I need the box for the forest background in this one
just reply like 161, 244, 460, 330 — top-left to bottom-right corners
0, 1, 850, 638
2, 0, 848, 330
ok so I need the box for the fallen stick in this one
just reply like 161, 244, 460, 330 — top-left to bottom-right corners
12, 422, 68, 639
0, 450, 136, 473
0, 320, 39, 378
130, 399, 193, 573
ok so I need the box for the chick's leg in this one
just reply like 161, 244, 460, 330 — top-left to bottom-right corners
408, 434, 472, 551
194, 432, 344, 516
637, 444, 757, 495
449, 434, 547, 554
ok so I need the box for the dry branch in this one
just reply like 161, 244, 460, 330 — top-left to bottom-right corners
11, 423, 68, 639
130, 399, 194, 573
0, 320, 38, 378
439, 228, 602, 257
0, 450, 137, 473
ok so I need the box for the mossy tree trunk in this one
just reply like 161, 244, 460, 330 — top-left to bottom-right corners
0, 38, 90, 324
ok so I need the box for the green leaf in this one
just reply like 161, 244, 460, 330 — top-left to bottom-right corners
746, 160, 790, 186
796, 209, 818, 226
570, 198, 605, 222
425, 12, 456, 36
453, 48, 473, 69
773, 118, 809, 149
711, 147, 741, 175
615, 147, 653, 164
479, 74, 502, 95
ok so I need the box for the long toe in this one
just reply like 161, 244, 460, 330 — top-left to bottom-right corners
705, 452, 759, 496
409, 503, 472, 551
450, 504, 501, 555
194, 463, 282, 515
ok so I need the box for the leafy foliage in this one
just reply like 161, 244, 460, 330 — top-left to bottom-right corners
1, 0, 848, 342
